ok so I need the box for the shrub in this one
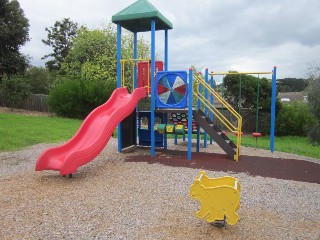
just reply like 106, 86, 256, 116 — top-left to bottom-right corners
48, 78, 116, 119
25, 66, 50, 94
308, 122, 320, 145
0, 74, 31, 107
276, 101, 317, 136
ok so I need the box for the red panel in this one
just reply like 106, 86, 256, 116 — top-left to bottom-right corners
157, 84, 169, 95
174, 84, 186, 95
138, 61, 164, 94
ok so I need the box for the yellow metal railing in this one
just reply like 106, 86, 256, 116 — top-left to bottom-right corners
120, 58, 150, 91
193, 74, 242, 161
209, 71, 272, 76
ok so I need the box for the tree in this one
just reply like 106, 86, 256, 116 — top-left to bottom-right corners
277, 78, 308, 92
25, 66, 50, 94
42, 18, 78, 71
0, 74, 31, 108
223, 73, 272, 112
59, 25, 150, 86
59, 26, 117, 83
0, 0, 30, 80
276, 101, 316, 136
49, 25, 151, 118
306, 63, 320, 145
307, 64, 320, 120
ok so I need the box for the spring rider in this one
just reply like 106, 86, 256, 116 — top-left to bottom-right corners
189, 171, 241, 226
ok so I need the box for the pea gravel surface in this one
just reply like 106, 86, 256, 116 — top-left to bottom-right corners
0, 138, 319, 240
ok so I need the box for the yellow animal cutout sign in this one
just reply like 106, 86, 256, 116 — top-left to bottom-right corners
189, 171, 241, 225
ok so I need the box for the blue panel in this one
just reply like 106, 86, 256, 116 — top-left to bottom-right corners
155, 71, 188, 108
138, 111, 164, 147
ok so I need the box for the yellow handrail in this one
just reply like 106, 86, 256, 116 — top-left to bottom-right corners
194, 75, 241, 119
120, 58, 150, 90
210, 71, 272, 76
193, 74, 242, 161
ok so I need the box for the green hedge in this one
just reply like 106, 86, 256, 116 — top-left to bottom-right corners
276, 101, 316, 136
308, 122, 320, 145
48, 78, 116, 119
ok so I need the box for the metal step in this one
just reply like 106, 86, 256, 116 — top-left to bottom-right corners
193, 109, 236, 160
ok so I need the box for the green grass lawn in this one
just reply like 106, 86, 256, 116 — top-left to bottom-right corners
0, 113, 82, 151
0, 112, 319, 159
227, 134, 320, 159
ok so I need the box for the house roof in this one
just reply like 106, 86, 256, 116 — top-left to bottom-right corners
278, 92, 307, 102
112, 0, 173, 32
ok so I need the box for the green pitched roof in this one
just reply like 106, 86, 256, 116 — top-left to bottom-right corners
112, 0, 173, 32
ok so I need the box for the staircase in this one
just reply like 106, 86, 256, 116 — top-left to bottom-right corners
193, 74, 242, 161
193, 109, 236, 160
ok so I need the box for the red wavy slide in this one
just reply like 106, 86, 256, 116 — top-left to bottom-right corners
36, 87, 146, 176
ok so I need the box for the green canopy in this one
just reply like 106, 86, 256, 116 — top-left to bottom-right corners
112, 0, 173, 32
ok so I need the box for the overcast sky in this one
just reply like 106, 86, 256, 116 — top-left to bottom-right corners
19, 0, 320, 80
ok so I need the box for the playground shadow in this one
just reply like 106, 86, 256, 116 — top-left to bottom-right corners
125, 150, 320, 184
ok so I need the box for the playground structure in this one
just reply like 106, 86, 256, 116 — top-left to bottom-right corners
35, 0, 277, 176
111, 0, 245, 162
112, 0, 277, 161
190, 171, 241, 226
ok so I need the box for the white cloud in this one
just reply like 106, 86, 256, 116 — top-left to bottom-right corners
18, 0, 320, 78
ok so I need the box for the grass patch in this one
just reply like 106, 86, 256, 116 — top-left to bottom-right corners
0, 113, 81, 151
1, 113, 319, 160
228, 135, 320, 159
154, 133, 319, 159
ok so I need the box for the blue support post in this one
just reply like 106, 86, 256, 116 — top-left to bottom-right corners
174, 133, 178, 145
164, 30, 168, 71
204, 68, 209, 148
150, 19, 156, 156
133, 32, 138, 145
133, 32, 138, 89
117, 24, 122, 153
270, 66, 277, 153
188, 68, 193, 160
164, 29, 168, 149
210, 74, 215, 145
196, 73, 201, 152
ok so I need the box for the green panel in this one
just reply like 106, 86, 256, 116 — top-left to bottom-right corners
157, 124, 166, 134
175, 124, 185, 135
112, 0, 173, 32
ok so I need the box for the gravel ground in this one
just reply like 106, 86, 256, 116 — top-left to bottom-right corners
0, 138, 319, 240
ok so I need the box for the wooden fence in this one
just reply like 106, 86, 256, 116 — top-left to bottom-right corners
0, 93, 50, 113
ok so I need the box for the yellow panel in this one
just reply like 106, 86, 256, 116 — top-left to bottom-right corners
166, 124, 174, 133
